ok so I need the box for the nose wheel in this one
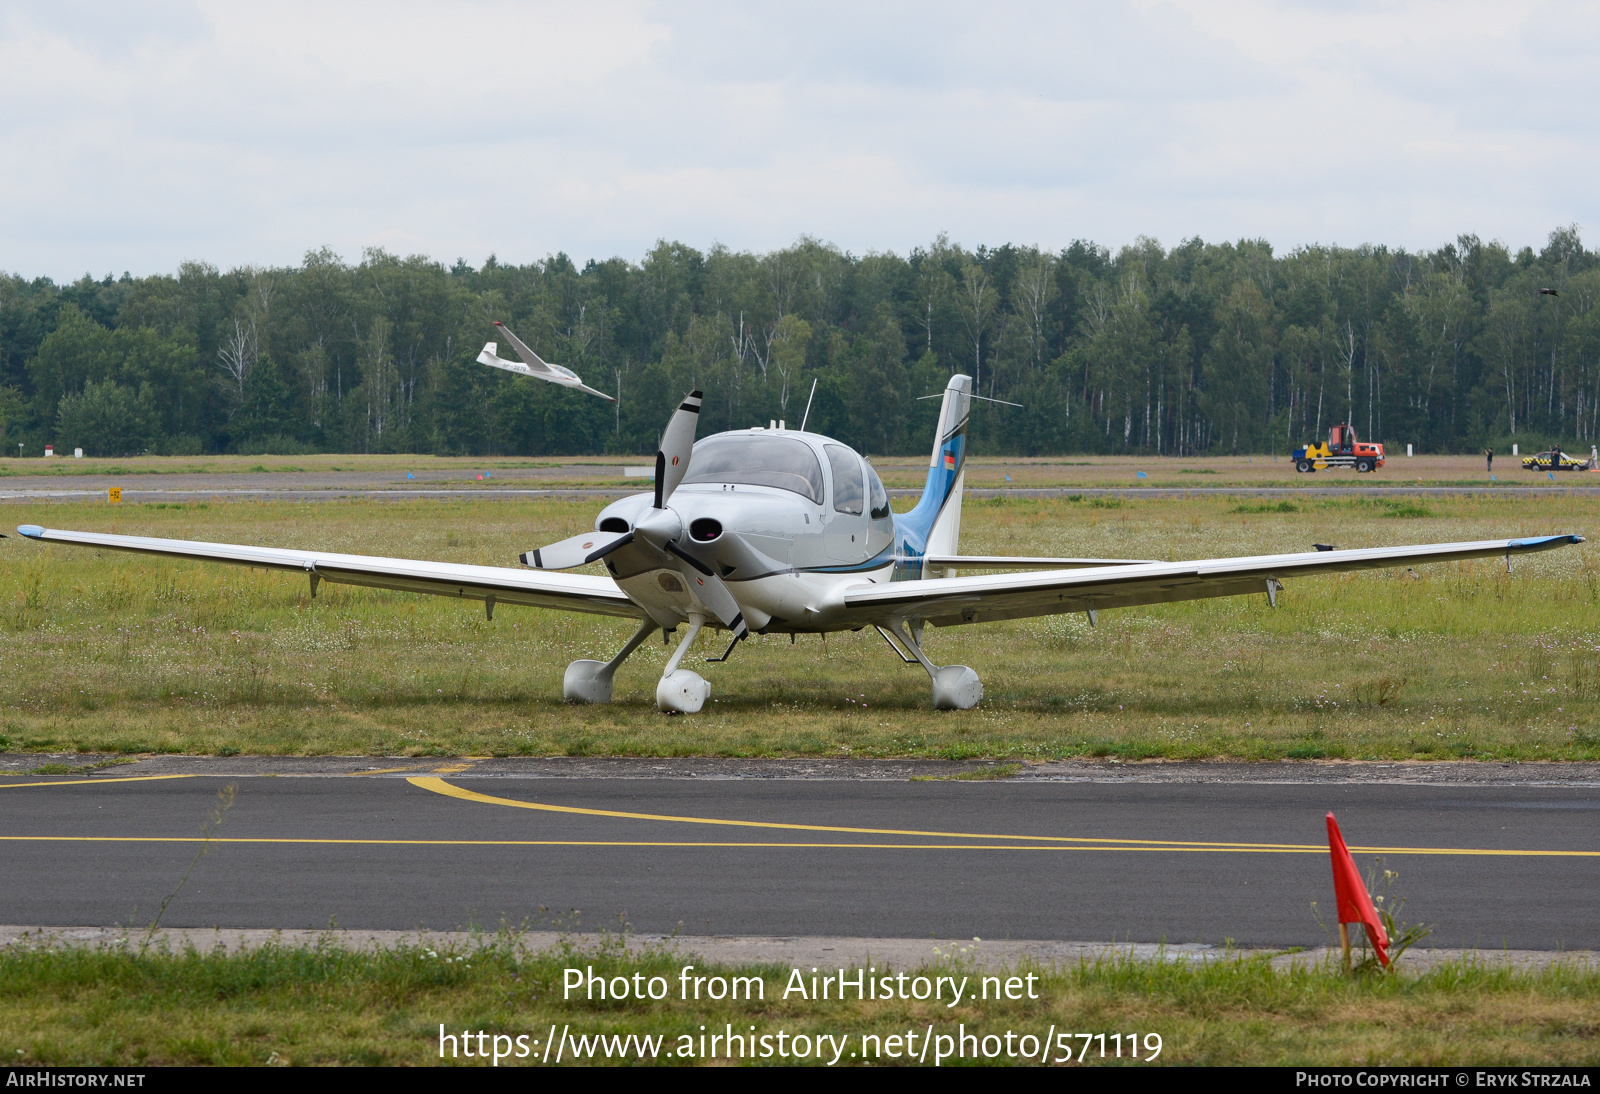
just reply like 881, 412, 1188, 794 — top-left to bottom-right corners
655, 614, 711, 714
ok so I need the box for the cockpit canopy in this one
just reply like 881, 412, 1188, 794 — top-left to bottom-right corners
681, 432, 891, 519
681, 435, 826, 504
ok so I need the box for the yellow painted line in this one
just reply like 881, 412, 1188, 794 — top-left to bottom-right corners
0, 774, 199, 789
0, 836, 1278, 850
0, 835, 1592, 856
430, 763, 477, 774
411, 775, 1325, 849
407, 778, 1598, 858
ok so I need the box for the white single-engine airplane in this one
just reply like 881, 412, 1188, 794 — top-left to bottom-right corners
477, 320, 615, 402
15, 375, 1583, 713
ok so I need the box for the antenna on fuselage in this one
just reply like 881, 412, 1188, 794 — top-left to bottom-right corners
799, 378, 818, 432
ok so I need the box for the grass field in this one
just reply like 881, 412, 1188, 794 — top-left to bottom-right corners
1, 491, 1597, 761
3, 450, 1594, 489
3, 936, 1597, 1066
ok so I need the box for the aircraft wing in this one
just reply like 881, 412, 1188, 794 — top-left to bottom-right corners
842, 535, 1583, 628
924, 554, 1156, 571
15, 525, 644, 619
568, 379, 618, 402
493, 322, 554, 372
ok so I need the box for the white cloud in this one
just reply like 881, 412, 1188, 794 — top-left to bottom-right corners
0, 0, 1594, 279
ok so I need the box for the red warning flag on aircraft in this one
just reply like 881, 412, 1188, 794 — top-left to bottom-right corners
1326, 812, 1389, 966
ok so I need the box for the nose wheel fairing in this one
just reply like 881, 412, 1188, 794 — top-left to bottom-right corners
654, 614, 711, 714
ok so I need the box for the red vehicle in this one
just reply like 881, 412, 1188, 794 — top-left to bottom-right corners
1293, 422, 1385, 473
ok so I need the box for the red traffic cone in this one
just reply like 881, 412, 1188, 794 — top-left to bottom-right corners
1326, 812, 1389, 968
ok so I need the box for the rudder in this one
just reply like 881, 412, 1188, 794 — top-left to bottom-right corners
894, 373, 972, 578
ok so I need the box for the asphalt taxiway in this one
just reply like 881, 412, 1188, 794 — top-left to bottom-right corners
2, 758, 1595, 950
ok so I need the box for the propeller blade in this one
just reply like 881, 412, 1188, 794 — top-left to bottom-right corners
664, 542, 748, 639
654, 390, 702, 508
520, 528, 633, 570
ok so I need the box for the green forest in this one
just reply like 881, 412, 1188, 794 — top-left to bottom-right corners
2, 228, 1598, 460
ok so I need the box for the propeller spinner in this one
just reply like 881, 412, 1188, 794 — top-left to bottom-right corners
521, 389, 748, 640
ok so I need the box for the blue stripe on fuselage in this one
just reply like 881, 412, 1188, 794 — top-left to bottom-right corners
801, 542, 899, 575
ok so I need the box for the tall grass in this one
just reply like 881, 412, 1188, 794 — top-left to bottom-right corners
1, 494, 1595, 759
1, 937, 1596, 1065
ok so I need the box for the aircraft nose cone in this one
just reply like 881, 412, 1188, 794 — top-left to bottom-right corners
634, 508, 682, 549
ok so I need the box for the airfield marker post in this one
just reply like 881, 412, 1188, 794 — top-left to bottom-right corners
1327, 813, 1390, 969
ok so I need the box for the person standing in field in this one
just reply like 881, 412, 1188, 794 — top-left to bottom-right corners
1486, 448, 1493, 472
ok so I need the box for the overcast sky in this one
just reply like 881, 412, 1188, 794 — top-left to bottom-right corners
2, 1, 1596, 280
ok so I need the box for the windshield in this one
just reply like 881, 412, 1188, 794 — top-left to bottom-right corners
682, 435, 825, 503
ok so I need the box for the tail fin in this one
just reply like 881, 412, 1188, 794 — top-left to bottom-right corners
896, 373, 972, 578
478, 342, 533, 376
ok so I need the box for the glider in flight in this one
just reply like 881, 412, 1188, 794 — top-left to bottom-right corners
477, 320, 614, 401
15, 375, 1582, 713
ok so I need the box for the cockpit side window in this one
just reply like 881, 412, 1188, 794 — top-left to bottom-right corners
681, 435, 825, 503
825, 445, 864, 515
865, 461, 890, 520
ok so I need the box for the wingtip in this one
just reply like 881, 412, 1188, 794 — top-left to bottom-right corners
18, 525, 43, 539
1510, 534, 1585, 549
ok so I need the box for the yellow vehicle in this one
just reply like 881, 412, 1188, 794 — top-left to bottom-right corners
1521, 448, 1587, 472
1293, 422, 1385, 473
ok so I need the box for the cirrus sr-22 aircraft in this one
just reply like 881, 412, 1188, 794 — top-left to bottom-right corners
14, 327, 1585, 713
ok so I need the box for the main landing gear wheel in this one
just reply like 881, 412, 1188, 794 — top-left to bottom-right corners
884, 621, 984, 710
930, 665, 983, 710
563, 620, 658, 704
